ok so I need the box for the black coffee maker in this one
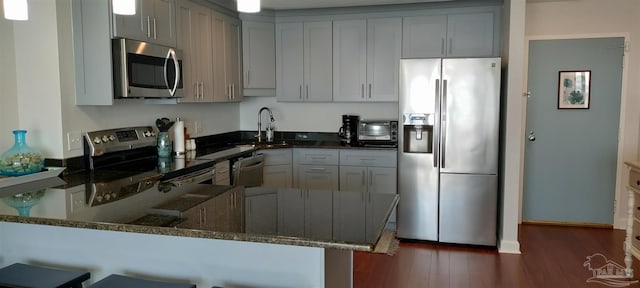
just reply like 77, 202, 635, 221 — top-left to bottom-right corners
338, 115, 360, 145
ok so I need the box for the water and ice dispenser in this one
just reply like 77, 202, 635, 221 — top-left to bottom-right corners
402, 113, 433, 153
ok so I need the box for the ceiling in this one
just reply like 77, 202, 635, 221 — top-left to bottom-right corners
260, 0, 454, 10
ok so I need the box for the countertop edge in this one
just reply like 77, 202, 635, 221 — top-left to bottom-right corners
0, 216, 374, 252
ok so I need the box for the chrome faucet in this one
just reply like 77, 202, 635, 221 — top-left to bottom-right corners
257, 107, 275, 142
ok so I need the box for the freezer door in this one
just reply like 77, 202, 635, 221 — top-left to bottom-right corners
397, 152, 439, 241
440, 58, 501, 174
439, 174, 497, 246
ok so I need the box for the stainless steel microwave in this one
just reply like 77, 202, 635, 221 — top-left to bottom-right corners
357, 120, 398, 145
112, 38, 183, 99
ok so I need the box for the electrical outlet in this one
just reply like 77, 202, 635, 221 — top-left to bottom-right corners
194, 120, 202, 135
67, 131, 82, 151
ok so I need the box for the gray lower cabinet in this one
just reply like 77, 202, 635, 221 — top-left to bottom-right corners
261, 148, 293, 188
277, 189, 333, 240
293, 149, 339, 190
245, 191, 277, 235
339, 150, 397, 226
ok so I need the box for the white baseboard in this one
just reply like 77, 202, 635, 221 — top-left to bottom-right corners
498, 239, 521, 254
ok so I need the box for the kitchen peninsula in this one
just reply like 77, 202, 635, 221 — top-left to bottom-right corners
0, 174, 397, 288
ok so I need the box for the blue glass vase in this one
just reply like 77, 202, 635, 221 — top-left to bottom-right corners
0, 130, 44, 176
157, 132, 172, 157
1, 190, 45, 217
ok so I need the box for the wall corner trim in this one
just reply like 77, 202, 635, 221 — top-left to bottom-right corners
498, 239, 521, 254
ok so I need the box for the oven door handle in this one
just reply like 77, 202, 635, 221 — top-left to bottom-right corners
168, 169, 213, 186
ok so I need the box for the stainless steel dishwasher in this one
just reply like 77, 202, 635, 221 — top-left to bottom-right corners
232, 154, 265, 187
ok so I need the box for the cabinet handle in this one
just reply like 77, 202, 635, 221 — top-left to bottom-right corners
306, 85, 309, 99
232, 84, 235, 99
147, 16, 151, 38
310, 167, 326, 171
368, 83, 372, 99
153, 18, 157, 39
310, 156, 327, 160
194, 83, 198, 98
441, 38, 445, 55
299, 85, 302, 99
361, 84, 365, 99
449, 38, 453, 55
200, 82, 204, 99
369, 170, 373, 186
201, 207, 207, 225
247, 70, 250, 86
361, 171, 365, 185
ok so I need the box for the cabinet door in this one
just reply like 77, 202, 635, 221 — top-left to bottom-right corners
112, 0, 150, 41
367, 18, 401, 102
297, 165, 339, 190
152, 0, 177, 47
225, 17, 243, 102
212, 13, 227, 101
277, 190, 305, 237
303, 21, 333, 102
245, 194, 277, 235
402, 15, 447, 58
446, 12, 495, 57
339, 166, 367, 193
332, 20, 367, 102
306, 190, 333, 240
276, 22, 304, 102
263, 164, 293, 188
243, 21, 276, 89
368, 167, 398, 224
175, 1, 198, 103
195, 7, 213, 101
333, 191, 366, 242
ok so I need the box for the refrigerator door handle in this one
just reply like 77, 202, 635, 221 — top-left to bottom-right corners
434, 79, 440, 168
441, 79, 448, 168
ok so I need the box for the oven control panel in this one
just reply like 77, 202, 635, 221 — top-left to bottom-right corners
85, 126, 156, 156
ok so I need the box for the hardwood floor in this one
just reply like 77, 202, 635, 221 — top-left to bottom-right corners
354, 224, 640, 288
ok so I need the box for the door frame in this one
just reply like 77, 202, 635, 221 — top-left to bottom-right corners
520, 33, 631, 229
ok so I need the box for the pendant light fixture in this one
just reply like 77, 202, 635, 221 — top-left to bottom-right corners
3, 0, 29, 21
237, 0, 260, 13
112, 0, 136, 16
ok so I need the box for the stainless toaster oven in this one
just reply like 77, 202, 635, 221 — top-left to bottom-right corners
357, 120, 398, 146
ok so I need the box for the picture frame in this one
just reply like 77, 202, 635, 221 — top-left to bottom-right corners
558, 70, 591, 109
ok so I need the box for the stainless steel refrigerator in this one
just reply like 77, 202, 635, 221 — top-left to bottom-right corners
397, 58, 500, 246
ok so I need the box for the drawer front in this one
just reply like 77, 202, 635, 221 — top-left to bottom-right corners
634, 220, 640, 251
339, 149, 397, 167
260, 148, 293, 166
631, 169, 640, 190
634, 191, 640, 221
294, 149, 339, 165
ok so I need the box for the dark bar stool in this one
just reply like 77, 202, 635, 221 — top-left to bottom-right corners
89, 274, 195, 288
0, 263, 90, 288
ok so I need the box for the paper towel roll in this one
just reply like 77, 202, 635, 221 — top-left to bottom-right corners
173, 118, 185, 155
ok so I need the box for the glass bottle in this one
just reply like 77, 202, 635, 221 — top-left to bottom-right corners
157, 131, 172, 157
0, 130, 44, 176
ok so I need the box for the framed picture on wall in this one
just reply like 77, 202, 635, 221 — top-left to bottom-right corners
558, 70, 591, 109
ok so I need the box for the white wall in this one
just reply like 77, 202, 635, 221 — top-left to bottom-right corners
0, 17, 18, 153
239, 96, 398, 133
524, 0, 640, 229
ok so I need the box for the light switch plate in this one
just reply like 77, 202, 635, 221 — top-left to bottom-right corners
67, 131, 82, 151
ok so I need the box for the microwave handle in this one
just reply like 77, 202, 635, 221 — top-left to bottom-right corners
164, 49, 180, 97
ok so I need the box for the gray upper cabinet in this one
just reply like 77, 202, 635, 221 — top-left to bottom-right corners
176, 0, 213, 103
242, 21, 276, 96
276, 21, 333, 102
402, 11, 496, 58
212, 11, 243, 102
113, 0, 177, 47
333, 17, 401, 102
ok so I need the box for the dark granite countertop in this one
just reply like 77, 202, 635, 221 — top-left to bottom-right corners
0, 182, 398, 252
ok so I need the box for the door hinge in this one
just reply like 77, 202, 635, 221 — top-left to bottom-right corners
523, 91, 531, 98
